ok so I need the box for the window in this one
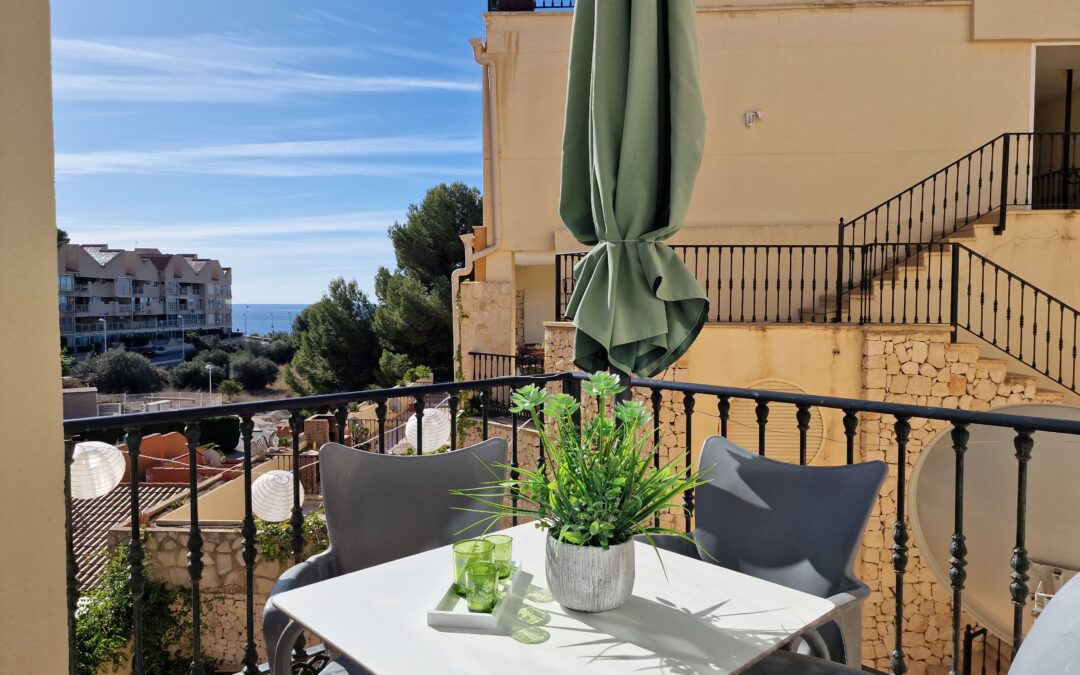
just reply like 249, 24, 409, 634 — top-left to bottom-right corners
58, 274, 74, 292
115, 277, 132, 295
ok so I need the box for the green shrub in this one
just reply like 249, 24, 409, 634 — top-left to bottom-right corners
79, 349, 163, 394
217, 379, 243, 399
76, 542, 212, 675
264, 339, 295, 364
168, 360, 226, 390
253, 507, 329, 564
229, 352, 279, 390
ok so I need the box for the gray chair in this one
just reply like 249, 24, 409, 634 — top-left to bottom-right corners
263, 438, 507, 675
640, 436, 886, 669
748, 563, 1080, 674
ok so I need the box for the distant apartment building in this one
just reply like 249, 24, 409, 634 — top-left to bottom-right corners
58, 244, 232, 352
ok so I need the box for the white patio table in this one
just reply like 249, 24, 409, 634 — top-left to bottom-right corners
271, 523, 839, 675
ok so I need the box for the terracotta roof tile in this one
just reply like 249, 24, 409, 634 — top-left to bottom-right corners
73, 484, 187, 590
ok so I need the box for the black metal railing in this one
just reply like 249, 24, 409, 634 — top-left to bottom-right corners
62, 370, 1080, 674
487, 0, 574, 11
556, 244, 843, 323
470, 351, 545, 416
851, 242, 1080, 394
838, 132, 1080, 321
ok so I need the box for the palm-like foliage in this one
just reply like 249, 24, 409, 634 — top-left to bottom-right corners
455, 372, 708, 549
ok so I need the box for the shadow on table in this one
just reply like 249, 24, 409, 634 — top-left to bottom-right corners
432, 578, 794, 674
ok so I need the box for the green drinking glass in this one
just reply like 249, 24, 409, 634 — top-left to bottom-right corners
453, 539, 494, 596
484, 534, 513, 579
464, 561, 499, 613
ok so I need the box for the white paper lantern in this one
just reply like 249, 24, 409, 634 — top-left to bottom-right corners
71, 441, 126, 500
252, 470, 303, 522
404, 408, 452, 453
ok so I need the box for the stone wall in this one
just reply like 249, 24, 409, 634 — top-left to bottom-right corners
858, 328, 1056, 673
108, 525, 301, 670
459, 281, 514, 379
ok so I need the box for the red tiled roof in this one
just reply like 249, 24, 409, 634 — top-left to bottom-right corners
73, 484, 188, 591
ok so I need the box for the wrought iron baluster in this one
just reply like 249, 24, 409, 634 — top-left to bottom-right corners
1058, 305, 1065, 383
239, 418, 259, 674
790, 246, 799, 321
1005, 276, 1013, 353
965, 155, 972, 224
979, 259, 986, 338
125, 429, 146, 674
683, 393, 695, 534
728, 248, 735, 322
64, 436, 78, 675
718, 396, 730, 438
1073, 313, 1078, 390
184, 423, 206, 675
740, 247, 747, 322
376, 398, 387, 453
414, 395, 425, 455
1044, 299, 1052, 378
1010, 429, 1034, 656
652, 389, 662, 528
796, 404, 810, 466
449, 393, 459, 451
751, 247, 758, 322
481, 388, 491, 440
843, 410, 858, 465
992, 268, 999, 345
891, 416, 912, 675
510, 409, 519, 525
1019, 281, 1026, 362
755, 401, 769, 457
285, 410, 308, 662
949, 424, 970, 675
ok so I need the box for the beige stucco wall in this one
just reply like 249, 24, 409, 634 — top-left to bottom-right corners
484, 2, 1033, 259
974, 0, 1080, 40
516, 264, 555, 344
0, 0, 68, 671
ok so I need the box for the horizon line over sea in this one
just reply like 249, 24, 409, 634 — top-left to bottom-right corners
233, 303, 309, 336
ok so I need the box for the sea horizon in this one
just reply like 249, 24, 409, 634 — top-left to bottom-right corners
233, 303, 310, 336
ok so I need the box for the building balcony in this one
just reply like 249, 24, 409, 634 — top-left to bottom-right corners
59, 370, 1075, 674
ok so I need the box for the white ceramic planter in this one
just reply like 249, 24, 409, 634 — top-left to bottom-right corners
544, 536, 635, 612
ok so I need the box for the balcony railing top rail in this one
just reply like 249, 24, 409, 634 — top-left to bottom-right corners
62, 371, 1080, 674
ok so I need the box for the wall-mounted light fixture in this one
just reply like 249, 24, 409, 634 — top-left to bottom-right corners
744, 110, 764, 128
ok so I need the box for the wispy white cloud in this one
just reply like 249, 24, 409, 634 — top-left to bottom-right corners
60, 210, 404, 242
51, 35, 480, 103
55, 134, 481, 176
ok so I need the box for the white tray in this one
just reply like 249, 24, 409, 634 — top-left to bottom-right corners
427, 563, 527, 629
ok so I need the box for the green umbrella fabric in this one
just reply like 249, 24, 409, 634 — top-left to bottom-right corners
560, 0, 708, 378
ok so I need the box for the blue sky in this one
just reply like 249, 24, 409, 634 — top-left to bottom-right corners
51, 0, 487, 304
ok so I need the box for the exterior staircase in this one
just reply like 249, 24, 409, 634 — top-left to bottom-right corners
556, 131, 1080, 398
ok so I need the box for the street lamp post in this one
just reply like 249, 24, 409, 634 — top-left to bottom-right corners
98, 317, 107, 352
244, 305, 249, 335
205, 363, 214, 396
179, 314, 185, 361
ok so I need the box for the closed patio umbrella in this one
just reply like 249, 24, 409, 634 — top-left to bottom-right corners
560, 0, 708, 378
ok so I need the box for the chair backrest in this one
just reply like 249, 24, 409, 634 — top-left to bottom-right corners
1010, 572, 1080, 674
693, 436, 887, 598
319, 439, 507, 574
